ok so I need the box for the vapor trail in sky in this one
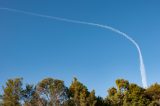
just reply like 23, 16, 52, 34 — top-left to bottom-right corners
0, 7, 148, 88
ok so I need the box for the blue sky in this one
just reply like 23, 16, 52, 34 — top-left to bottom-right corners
0, 0, 160, 97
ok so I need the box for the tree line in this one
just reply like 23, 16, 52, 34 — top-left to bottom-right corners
1, 77, 160, 106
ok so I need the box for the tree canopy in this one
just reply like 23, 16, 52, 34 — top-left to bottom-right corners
1, 77, 160, 106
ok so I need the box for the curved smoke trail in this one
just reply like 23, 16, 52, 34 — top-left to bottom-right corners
0, 7, 148, 88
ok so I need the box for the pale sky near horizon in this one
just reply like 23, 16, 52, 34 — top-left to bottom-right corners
0, 0, 160, 97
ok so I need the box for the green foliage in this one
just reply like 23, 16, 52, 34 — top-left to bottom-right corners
37, 78, 68, 106
96, 96, 107, 106
69, 77, 89, 106
62, 99, 75, 106
149, 100, 160, 106
123, 83, 149, 105
87, 90, 97, 106
116, 79, 129, 92
1, 77, 160, 106
107, 79, 151, 106
108, 87, 117, 97
21, 84, 46, 106
145, 83, 160, 100
2, 78, 23, 106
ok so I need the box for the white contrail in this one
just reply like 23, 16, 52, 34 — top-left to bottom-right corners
0, 7, 148, 88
